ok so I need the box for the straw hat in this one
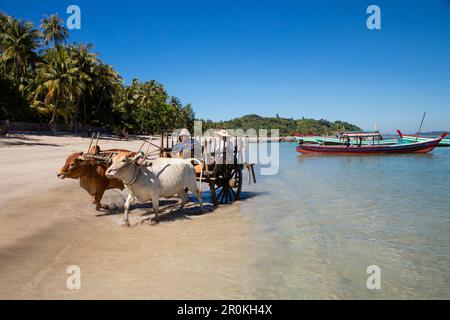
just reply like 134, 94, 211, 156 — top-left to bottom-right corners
178, 128, 191, 137
215, 129, 231, 137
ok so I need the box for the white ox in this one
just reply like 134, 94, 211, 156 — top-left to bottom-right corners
105, 151, 202, 226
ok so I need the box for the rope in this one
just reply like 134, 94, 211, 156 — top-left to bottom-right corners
123, 163, 140, 186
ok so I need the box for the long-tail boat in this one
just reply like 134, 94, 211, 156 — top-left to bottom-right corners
294, 136, 321, 144
397, 130, 450, 147
295, 131, 398, 146
296, 132, 447, 155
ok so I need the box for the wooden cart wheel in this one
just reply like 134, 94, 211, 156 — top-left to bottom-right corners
209, 165, 242, 205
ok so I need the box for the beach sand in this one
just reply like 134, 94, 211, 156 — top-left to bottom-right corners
0, 134, 254, 299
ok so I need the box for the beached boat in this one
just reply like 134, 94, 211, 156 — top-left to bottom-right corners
296, 132, 447, 155
397, 130, 450, 147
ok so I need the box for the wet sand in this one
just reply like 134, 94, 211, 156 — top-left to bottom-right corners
0, 134, 254, 299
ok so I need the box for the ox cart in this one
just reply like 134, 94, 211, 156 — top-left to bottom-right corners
156, 132, 257, 206
82, 132, 256, 207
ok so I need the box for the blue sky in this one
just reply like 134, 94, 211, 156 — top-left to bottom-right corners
2, 0, 450, 132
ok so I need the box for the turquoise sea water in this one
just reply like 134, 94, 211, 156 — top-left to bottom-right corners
240, 143, 450, 299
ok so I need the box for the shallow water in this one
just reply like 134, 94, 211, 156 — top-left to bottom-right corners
240, 143, 450, 299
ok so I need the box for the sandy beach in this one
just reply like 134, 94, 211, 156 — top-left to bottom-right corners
0, 134, 254, 299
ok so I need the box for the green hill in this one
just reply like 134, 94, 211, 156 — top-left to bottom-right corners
201, 114, 361, 136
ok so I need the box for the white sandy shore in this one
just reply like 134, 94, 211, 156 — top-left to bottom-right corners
0, 134, 254, 299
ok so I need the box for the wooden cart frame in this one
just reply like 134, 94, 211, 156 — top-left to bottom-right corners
158, 133, 256, 206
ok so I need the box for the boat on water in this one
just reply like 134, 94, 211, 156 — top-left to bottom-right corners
397, 130, 450, 147
295, 131, 398, 146
294, 136, 322, 144
296, 132, 447, 155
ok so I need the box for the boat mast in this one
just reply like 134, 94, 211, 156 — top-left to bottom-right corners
416, 112, 427, 142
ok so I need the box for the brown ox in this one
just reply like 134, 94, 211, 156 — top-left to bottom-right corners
57, 147, 132, 210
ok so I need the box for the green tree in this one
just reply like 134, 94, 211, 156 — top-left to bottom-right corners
0, 13, 41, 121
89, 63, 123, 127
67, 43, 96, 126
115, 82, 139, 131
180, 103, 195, 132
0, 13, 41, 81
133, 80, 167, 133
40, 14, 68, 48
33, 47, 85, 126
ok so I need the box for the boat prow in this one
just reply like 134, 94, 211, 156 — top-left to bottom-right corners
396, 130, 450, 147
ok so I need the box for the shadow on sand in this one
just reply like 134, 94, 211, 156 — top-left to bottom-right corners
1, 141, 62, 147
0, 135, 62, 147
95, 190, 265, 225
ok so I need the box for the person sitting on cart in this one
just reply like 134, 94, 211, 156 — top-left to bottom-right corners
208, 129, 245, 174
171, 128, 201, 159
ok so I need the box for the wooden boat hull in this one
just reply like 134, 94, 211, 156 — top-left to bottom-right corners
296, 134, 446, 155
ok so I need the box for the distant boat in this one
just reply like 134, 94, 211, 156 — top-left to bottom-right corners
296, 132, 447, 155
280, 136, 298, 143
397, 130, 450, 147
294, 136, 321, 144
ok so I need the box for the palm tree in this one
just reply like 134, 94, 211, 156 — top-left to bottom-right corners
181, 103, 195, 132
0, 13, 42, 80
69, 43, 96, 73
0, 12, 8, 47
33, 48, 84, 126
68, 43, 96, 125
91, 63, 123, 117
168, 96, 184, 129
115, 84, 139, 131
136, 80, 166, 107
133, 80, 167, 133
40, 14, 68, 48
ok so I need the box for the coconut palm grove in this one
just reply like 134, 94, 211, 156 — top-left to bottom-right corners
0, 12, 360, 136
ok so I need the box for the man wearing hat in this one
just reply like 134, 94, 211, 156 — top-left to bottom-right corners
210, 129, 244, 165
171, 128, 201, 159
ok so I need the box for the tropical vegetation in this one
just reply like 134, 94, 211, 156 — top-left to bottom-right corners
0, 12, 194, 134
1, 12, 360, 136
203, 114, 361, 136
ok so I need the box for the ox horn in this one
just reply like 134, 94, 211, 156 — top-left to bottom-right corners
131, 151, 144, 162
76, 151, 86, 161
132, 151, 154, 166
